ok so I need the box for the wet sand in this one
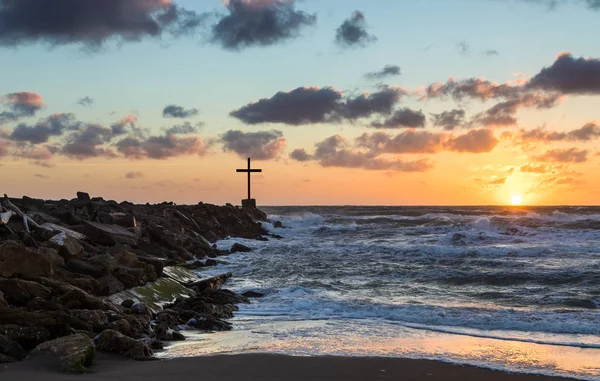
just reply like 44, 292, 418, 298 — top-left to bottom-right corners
0, 354, 576, 381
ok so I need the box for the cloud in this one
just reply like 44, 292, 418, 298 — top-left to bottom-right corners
357, 130, 445, 154
431, 109, 466, 130
62, 123, 117, 159
9, 113, 75, 144
231, 86, 406, 125
471, 92, 561, 127
535, 147, 588, 163
516, 122, 600, 143
220, 129, 286, 160
488, 177, 506, 185
125, 171, 144, 179
163, 104, 199, 118
520, 163, 550, 174
365, 65, 401, 80
483, 49, 499, 57
14, 144, 58, 160
528, 53, 600, 94
164, 121, 203, 135
31, 160, 55, 168
116, 134, 208, 159
310, 135, 432, 172
77, 96, 93, 107
289, 148, 312, 161
335, 11, 376, 48
456, 41, 470, 55
447, 129, 499, 153
212, 0, 316, 50
110, 114, 138, 135
424, 78, 522, 101
0, 0, 206, 48
371, 108, 426, 129
0, 92, 45, 122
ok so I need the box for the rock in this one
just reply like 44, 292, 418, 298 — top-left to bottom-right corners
273, 221, 284, 228
72, 310, 109, 331
153, 323, 185, 342
83, 221, 138, 247
139, 337, 164, 350
0, 308, 90, 338
94, 330, 154, 361
121, 299, 135, 309
31, 333, 95, 373
0, 334, 26, 359
186, 316, 232, 331
111, 214, 136, 228
170, 296, 237, 319
242, 290, 265, 298
136, 255, 165, 278
131, 302, 151, 317
27, 297, 68, 312
65, 275, 102, 296
88, 254, 118, 274
76, 192, 91, 202
0, 241, 54, 279
0, 278, 52, 306
45, 232, 84, 261
66, 259, 103, 278
108, 314, 152, 339
0, 353, 17, 363
0, 291, 6, 307
57, 288, 117, 312
37, 247, 65, 269
97, 274, 125, 296
0, 325, 51, 350
230, 243, 252, 253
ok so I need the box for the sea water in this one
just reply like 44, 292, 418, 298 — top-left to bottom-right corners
162, 206, 600, 380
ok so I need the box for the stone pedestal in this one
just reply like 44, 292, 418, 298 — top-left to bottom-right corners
241, 199, 257, 208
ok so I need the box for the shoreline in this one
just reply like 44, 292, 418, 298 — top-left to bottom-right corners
0, 353, 580, 381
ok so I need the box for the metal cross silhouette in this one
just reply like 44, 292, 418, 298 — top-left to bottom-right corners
236, 158, 262, 200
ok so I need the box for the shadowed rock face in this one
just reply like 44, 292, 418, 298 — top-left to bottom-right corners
0, 194, 272, 371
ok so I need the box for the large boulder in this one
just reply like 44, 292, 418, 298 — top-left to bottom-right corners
0, 334, 26, 359
37, 247, 65, 269
45, 232, 84, 261
57, 288, 118, 312
72, 310, 110, 332
0, 325, 52, 350
94, 330, 154, 360
88, 254, 118, 274
0, 291, 6, 307
230, 243, 252, 253
0, 241, 54, 279
31, 334, 96, 373
83, 221, 138, 247
66, 259, 103, 278
108, 314, 152, 339
185, 316, 232, 332
97, 274, 125, 296
0, 278, 52, 306
0, 308, 91, 338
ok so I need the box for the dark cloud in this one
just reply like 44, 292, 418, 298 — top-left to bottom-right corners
117, 134, 208, 159
0, 0, 205, 48
125, 171, 144, 179
110, 114, 138, 135
483, 49, 499, 57
163, 104, 199, 118
164, 121, 203, 135
212, 0, 316, 50
365, 65, 401, 80
528, 53, 600, 94
231, 86, 405, 125
9, 113, 75, 144
535, 147, 588, 163
13, 144, 58, 161
289, 148, 312, 162
220, 129, 285, 160
62, 123, 117, 159
77, 96, 93, 107
311, 135, 432, 172
517, 122, 600, 143
447, 129, 499, 153
0, 92, 45, 122
371, 108, 426, 129
357, 131, 445, 154
471, 92, 561, 127
456, 41, 470, 55
335, 11, 376, 48
424, 78, 521, 101
431, 109, 466, 130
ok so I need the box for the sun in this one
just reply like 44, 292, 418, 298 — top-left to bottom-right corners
511, 194, 523, 205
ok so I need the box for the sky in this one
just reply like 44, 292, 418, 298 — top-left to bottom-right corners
1, 0, 600, 206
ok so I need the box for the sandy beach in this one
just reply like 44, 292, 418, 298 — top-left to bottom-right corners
0, 354, 577, 381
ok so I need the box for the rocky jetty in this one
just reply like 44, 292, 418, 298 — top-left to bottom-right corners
0, 193, 270, 373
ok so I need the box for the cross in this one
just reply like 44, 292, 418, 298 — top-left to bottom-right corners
236, 158, 262, 200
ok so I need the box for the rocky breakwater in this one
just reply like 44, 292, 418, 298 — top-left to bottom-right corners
0, 192, 271, 373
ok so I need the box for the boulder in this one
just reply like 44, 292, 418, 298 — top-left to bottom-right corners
27, 297, 68, 312
37, 247, 65, 269
72, 310, 109, 331
153, 323, 185, 341
88, 254, 118, 274
76, 192, 91, 202
0, 291, 6, 307
108, 314, 151, 339
94, 330, 154, 361
0, 334, 26, 359
57, 288, 117, 312
0, 308, 90, 338
186, 316, 232, 331
97, 274, 125, 296
0, 278, 52, 306
242, 290, 265, 298
0, 241, 53, 279
31, 333, 95, 373
273, 221, 284, 228
83, 221, 138, 247
45, 232, 84, 261
0, 353, 17, 363
230, 243, 252, 253
66, 259, 103, 278
0, 325, 51, 350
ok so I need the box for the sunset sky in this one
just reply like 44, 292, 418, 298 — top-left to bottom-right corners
1, 0, 600, 205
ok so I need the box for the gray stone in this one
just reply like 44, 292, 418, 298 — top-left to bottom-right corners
83, 221, 138, 247
94, 329, 154, 361
0, 242, 54, 279
31, 333, 96, 373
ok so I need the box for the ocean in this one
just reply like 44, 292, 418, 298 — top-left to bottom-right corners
162, 206, 600, 380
